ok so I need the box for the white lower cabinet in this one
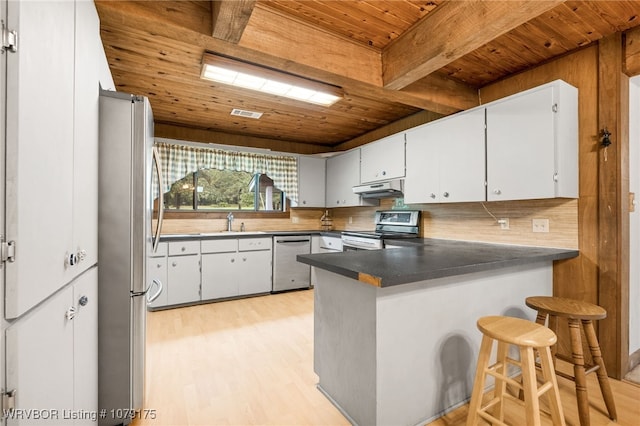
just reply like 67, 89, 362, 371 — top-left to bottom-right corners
167, 241, 201, 306
201, 237, 273, 301
5, 267, 98, 426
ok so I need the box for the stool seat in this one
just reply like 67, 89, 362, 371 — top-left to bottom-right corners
467, 316, 565, 426
525, 296, 617, 426
477, 315, 557, 348
525, 296, 606, 320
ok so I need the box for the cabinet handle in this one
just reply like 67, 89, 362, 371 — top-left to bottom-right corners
553, 172, 559, 182
231, 258, 235, 263
181, 246, 186, 252
493, 189, 502, 195
78, 295, 89, 307
242, 257, 247, 262
172, 261, 177, 267
430, 193, 436, 199
302, 200, 307, 205
157, 263, 162, 268
382, 170, 387, 176
443, 192, 449, 198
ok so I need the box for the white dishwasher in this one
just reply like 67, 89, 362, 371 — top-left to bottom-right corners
272, 235, 311, 292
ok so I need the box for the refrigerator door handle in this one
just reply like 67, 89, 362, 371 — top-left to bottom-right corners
152, 146, 165, 253
146, 279, 163, 304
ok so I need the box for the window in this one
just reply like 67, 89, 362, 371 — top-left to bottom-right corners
163, 169, 288, 211
154, 142, 298, 213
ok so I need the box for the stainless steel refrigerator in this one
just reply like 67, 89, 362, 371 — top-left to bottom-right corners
98, 90, 163, 425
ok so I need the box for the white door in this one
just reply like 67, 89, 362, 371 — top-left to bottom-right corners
486, 85, 555, 201
167, 254, 201, 305
201, 252, 238, 300
72, 268, 98, 425
70, 0, 100, 281
5, 0, 76, 319
438, 108, 486, 203
238, 250, 272, 295
6, 286, 75, 425
404, 125, 440, 204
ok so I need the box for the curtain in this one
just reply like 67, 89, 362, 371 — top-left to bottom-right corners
155, 142, 299, 202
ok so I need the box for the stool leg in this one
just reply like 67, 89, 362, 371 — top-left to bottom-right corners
466, 335, 493, 426
583, 319, 618, 421
492, 341, 509, 422
548, 315, 559, 369
568, 318, 590, 426
538, 345, 566, 426
520, 346, 542, 426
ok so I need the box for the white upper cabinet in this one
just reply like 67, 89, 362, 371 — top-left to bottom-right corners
326, 149, 376, 207
5, 0, 76, 319
486, 80, 578, 201
297, 156, 326, 207
405, 109, 486, 204
360, 132, 406, 184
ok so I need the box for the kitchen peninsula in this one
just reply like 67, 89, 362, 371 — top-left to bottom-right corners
297, 239, 578, 425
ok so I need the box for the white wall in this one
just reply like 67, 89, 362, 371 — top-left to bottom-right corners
629, 76, 640, 356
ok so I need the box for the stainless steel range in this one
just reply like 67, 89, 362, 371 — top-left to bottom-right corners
341, 210, 420, 250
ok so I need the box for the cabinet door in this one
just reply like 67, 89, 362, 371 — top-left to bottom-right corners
298, 156, 326, 207
6, 285, 75, 426
326, 149, 361, 207
360, 133, 405, 183
5, 0, 76, 319
201, 252, 238, 300
486, 85, 555, 201
438, 108, 486, 203
72, 268, 98, 425
238, 250, 272, 295
404, 125, 440, 204
147, 256, 168, 308
70, 0, 100, 281
167, 255, 201, 305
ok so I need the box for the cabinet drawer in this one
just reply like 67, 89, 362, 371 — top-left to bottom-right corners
239, 238, 272, 251
168, 240, 200, 256
201, 239, 238, 254
150, 242, 167, 257
319, 236, 342, 251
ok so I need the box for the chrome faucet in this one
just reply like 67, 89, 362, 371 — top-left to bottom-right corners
226, 212, 234, 231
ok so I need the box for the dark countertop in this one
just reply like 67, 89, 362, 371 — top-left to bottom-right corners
297, 238, 578, 288
159, 230, 342, 241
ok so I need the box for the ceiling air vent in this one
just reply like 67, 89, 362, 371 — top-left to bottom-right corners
230, 108, 263, 119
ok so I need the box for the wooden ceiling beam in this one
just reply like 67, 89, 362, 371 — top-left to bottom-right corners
382, 0, 565, 90
211, 0, 256, 43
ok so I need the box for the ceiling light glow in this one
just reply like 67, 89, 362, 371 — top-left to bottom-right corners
201, 54, 342, 107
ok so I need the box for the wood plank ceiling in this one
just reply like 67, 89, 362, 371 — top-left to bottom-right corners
95, 0, 640, 152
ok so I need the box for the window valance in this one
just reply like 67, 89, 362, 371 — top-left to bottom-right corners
155, 142, 299, 202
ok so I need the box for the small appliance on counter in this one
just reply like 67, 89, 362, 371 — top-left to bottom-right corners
341, 210, 420, 250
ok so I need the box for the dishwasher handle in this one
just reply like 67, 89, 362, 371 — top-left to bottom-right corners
276, 239, 311, 244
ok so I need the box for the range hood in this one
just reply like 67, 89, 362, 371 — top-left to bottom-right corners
352, 179, 404, 199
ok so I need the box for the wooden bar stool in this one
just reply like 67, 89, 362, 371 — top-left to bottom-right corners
466, 316, 565, 426
525, 296, 617, 426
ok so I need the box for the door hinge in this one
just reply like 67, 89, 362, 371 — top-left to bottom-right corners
1, 237, 16, 263
1, 21, 18, 53
552, 103, 558, 113
2, 389, 17, 417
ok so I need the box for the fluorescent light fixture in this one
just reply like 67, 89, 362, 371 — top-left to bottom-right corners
201, 53, 343, 107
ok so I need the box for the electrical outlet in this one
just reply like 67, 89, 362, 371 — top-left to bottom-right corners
498, 218, 509, 230
532, 218, 549, 233
291, 216, 299, 224
348, 216, 353, 224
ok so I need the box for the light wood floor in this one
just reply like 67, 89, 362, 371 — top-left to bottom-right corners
134, 289, 640, 426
